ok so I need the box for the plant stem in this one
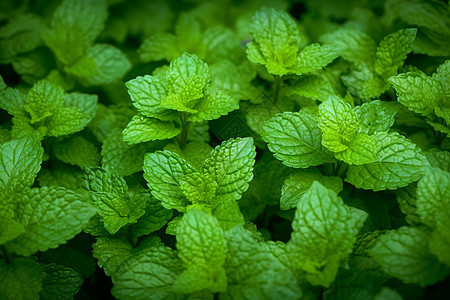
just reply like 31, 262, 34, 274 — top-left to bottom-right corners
1, 245, 10, 264
178, 113, 190, 149
273, 75, 282, 104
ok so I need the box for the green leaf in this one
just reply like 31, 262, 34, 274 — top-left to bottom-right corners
39, 264, 83, 300
25, 80, 64, 123
175, 209, 227, 293
82, 167, 146, 234
354, 100, 397, 135
111, 246, 184, 300
281, 168, 343, 210
164, 53, 210, 110
138, 33, 178, 62
202, 137, 256, 203
46, 106, 91, 137
129, 196, 173, 238
0, 14, 45, 63
295, 43, 342, 75
374, 29, 417, 79
92, 236, 134, 276
102, 128, 164, 177
286, 74, 336, 102
0, 75, 5, 90
0, 87, 27, 116
42, 0, 108, 65
320, 28, 377, 64
346, 132, 430, 191
122, 115, 181, 144
286, 182, 367, 287
388, 72, 444, 117
342, 65, 389, 100
224, 226, 302, 299
5, 187, 96, 256
53, 136, 100, 168
416, 167, 450, 229
0, 257, 44, 300
318, 96, 360, 152
65, 44, 131, 86
333, 133, 378, 165
424, 148, 450, 172
263, 111, 335, 168
370, 227, 449, 286
246, 8, 301, 76
187, 91, 239, 122
0, 135, 43, 194
179, 172, 218, 205
143, 150, 196, 211
63, 92, 98, 119
212, 198, 245, 231
125, 75, 179, 121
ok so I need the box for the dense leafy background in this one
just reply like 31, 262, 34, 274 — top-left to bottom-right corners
0, 0, 449, 299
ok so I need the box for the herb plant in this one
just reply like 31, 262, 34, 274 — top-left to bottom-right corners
0, 0, 449, 299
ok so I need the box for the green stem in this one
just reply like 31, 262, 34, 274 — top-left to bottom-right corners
178, 113, 190, 149
273, 75, 282, 104
1, 245, 10, 264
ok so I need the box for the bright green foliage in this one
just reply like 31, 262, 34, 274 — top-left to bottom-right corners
0, 257, 44, 300
0, 0, 449, 298
287, 182, 367, 287
111, 246, 184, 300
247, 8, 341, 76
5, 187, 96, 256
370, 227, 449, 286
346, 132, 430, 191
262, 111, 335, 168
175, 209, 227, 293
389, 60, 450, 134
143, 150, 196, 211
82, 167, 146, 234
281, 169, 343, 210
224, 226, 302, 299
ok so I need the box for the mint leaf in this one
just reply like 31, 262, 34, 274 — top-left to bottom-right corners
5, 187, 96, 256
43, 0, 107, 65
370, 227, 449, 286
286, 182, 367, 287
202, 137, 256, 203
354, 100, 397, 135
295, 43, 343, 75
0, 257, 44, 300
111, 246, 183, 300
224, 226, 302, 299
318, 96, 359, 152
374, 29, 417, 79
187, 91, 239, 122
143, 150, 196, 211
25, 80, 64, 123
263, 111, 335, 168
281, 169, 343, 210
0, 87, 27, 116
40, 264, 83, 300
125, 75, 179, 121
174, 209, 227, 293
129, 196, 173, 238
346, 132, 430, 191
179, 172, 218, 205
53, 136, 100, 168
122, 115, 181, 144
0, 135, 43, 194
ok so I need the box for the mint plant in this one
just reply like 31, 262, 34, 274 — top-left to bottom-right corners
1, 0, 450, 299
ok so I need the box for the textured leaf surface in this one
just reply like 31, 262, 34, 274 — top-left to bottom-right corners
281, 169, 343, 210
263, 111, 335, 168
40, 264, 83, 300
143, 150, 195, 211
111, 246, 183, 300
187, 91, 239, 122
122, 114, 181, 144
53, 136, 100, 168
318, 96, 359, 152
202, 137, 256, 203
24, 80, 64, 123
370, 227, 448, 286
286, 182, 367, 287
224, 226, 302, 299
346, 132, 429, 191
6, 187, 96, 256
296, 43, 342, 75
